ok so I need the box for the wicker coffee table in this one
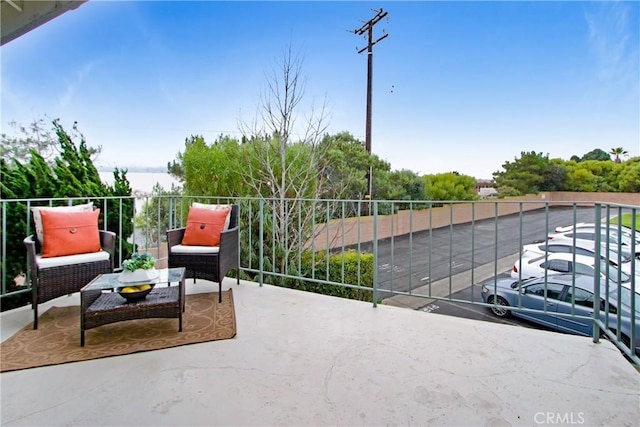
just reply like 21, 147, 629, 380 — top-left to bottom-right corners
80, 267, 186, 346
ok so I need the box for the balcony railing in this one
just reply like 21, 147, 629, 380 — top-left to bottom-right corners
1, 195, 637, 364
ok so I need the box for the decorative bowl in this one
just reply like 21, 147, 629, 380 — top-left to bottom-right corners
118, 267, 159, 283
117, 284, 155, 302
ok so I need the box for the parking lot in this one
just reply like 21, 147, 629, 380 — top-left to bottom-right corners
416, 273, 543, 331
379, 205, 634, 336
375, 206, 597, 295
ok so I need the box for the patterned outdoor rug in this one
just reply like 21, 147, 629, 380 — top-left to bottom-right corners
1, 290, 236, 373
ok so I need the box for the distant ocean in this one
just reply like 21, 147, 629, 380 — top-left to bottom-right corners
98, 172, 180, 194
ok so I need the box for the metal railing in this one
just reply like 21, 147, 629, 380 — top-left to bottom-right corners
1, 195, 637, 364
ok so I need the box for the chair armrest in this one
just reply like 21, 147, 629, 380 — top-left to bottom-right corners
23, 235, 39, 276
219, 226, 239, 278
220, 226, 238, 252
167, 228, 186, 251
99, 230, 116, 270
100, 230, 116, 254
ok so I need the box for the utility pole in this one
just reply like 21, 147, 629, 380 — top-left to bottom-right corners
352, 8, 388, 205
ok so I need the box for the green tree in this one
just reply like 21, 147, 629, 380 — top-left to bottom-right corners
1, 117, 101, 164
318, 132, 405, 209
615, 157, 640, 192
0, 159, 30, 290
1, 118, 58, 163
493, 151, 567, 195
423, 172, 477, 201
319, 132, 369, 201
495, 185, 521, 198
1, 120, 134, 303
564, 160, 615, 192
388, 169, 425, 201
581, 148, 611, 162
545, 159, 568, 191
177, 134, 246, 197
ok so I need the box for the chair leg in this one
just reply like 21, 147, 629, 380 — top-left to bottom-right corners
32, 284, 39, 329
218, 281, 222, 303
33, 303, 38, 330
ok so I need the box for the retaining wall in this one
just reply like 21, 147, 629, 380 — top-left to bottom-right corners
308, 192, 640, 250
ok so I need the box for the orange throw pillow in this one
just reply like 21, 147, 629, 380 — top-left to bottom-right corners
181, 206, 231, 246
40, 209, 101, 258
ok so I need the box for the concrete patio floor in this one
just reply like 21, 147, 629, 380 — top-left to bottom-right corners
1, 278, 639, 426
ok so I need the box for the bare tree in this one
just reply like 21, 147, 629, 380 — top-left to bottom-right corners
238, 45, 334, 273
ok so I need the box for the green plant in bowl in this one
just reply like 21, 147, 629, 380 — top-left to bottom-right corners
122, 253, 156, 271
119, 253, 159, 284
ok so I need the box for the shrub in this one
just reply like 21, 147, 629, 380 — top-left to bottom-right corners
285, 249, 375, 302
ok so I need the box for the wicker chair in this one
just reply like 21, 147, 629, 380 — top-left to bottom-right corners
23, 231, 116, 329
166, 204, 239, 302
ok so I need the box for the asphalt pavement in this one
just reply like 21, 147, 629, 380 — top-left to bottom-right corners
375, 206, 597, 296
379, 206, 600, 330
414, 274, 542, 331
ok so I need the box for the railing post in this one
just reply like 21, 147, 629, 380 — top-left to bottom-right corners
372, 200, 378, 307
247, 200, 253, 269
470, 201, 476, 302
237, 198, 242, 279
449, 202, 454, 296
118, 199, 124, 267
630, 208, 637, 359
259, 199, 264, 287
409, 201, 413, 294
592, 203, 601, 344
494, 202, 498, 288
1, 201, 6, 295
428, 202, 433, 296
391, 201, 395, 294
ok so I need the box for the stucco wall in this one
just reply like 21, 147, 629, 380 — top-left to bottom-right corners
546, 192, 640, 206
308, 192, 639, 250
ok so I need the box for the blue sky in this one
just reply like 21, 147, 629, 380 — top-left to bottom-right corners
2, 1, 639, 179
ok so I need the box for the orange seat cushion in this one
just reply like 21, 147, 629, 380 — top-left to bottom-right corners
181, 206, 231, 246
40, 209, 101, 258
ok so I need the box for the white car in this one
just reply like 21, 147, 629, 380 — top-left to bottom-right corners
519, 241, 639, 276
553, 222, 640, 245
511, 252, 633, 284
547, 227, 638, 253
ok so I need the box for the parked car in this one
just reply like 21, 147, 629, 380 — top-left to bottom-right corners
554, 222, 639, 244
547, 227, 637, 254
481, 273, 640, 356
519, 241, 639, 276
510, 252, 633, 284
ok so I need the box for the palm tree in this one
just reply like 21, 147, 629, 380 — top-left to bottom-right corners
609, 147, 628, 163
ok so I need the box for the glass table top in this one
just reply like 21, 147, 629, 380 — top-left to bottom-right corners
83, 267, 185, 291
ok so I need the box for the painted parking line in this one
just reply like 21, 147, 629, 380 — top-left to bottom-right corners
420, 303, 439, 313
